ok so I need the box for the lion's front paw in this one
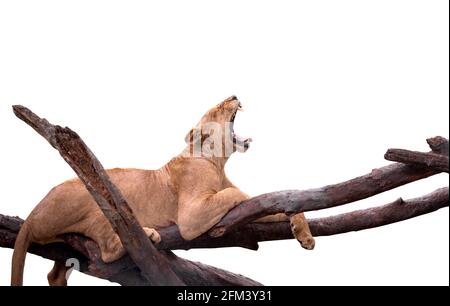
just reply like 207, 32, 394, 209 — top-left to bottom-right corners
290, 214, 315, 250
298, 236, 315, 250
143, 227, 161, 244
292, 222, 315, 250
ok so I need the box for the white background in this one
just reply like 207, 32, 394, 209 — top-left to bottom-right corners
0, 1, 448, 286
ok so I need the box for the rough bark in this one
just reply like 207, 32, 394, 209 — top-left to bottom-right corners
385, 149, 449, 173
427, 136, 449, 155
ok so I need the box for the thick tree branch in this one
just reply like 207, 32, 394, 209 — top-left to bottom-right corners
309, 186, 448, 236
2, 188, 447, 252
162, 187, 449, 246
385, 149, 449, 172
427, 136, 449, 155
208, 137, 448, 237
1, 186, 448, 284
0, 220, 261, 285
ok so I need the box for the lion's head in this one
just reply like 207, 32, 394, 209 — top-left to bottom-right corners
185, 96, 252, 158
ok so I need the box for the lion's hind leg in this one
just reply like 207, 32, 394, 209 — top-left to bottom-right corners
85, 217, 163, 263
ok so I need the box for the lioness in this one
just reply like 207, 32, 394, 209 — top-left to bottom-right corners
11, 96, 315, 286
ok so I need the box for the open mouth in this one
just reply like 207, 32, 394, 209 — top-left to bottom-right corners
230, 104, 252, 150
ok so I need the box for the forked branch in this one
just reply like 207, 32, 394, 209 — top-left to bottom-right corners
385, 149, 448, 173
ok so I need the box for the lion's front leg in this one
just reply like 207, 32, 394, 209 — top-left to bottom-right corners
143, 227, 161, 244
255, 213, 315, 250
177, 187, 249, 241
289, 213, 315, 250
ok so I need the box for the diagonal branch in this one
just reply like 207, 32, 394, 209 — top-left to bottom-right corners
385, 149, 449, 173
13, 105, 184, 285
208, 137, 448, 238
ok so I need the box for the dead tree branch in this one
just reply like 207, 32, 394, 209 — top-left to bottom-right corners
161, 186, 449, 245
427, 136, 449, 155
0, 215, 261, 286
208, 137, 448, 238
1, 186, 447, 284
1, 186, 447, 250
385, 149, 449, 173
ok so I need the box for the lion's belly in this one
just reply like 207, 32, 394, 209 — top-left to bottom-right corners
109, 168, 178, 229
28, 168, 178, 243
125, 190, 178, 229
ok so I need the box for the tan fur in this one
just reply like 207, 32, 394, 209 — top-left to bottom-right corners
11, 96, 314, 286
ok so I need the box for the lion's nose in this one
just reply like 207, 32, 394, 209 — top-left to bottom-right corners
229, 95, 238, 101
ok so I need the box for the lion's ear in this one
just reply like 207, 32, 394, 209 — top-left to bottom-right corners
184, 127, 201, 144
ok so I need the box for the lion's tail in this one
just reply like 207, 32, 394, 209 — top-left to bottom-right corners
11, 221, 32, 286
